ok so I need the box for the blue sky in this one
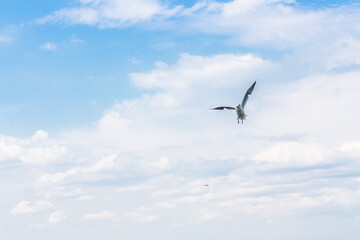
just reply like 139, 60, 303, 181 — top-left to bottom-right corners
0, 0, 249, 135
1, 1, 360, 240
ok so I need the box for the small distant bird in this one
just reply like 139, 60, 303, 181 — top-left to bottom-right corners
211, 81, 256, 124
204, 184, 209, 187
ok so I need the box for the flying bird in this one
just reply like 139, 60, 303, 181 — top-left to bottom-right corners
211, 81, 256, 124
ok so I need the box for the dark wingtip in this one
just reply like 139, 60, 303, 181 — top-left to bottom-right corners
249, 81, 256, 91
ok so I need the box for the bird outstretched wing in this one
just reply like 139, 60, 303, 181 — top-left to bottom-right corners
211, 106, 236, 110
241, 81, 256, 109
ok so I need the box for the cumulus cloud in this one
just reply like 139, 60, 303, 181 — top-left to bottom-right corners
8, 1, 360, 229
11, 201, 53, 215
48, 211, 67, 223
251, 71, 360, 142
23, 46, 358, 224
31, 130, 49, 142
0, 130, 67, 164
130, 53, 275, 90
151, 156, 171, 171
5, 51, 359, 230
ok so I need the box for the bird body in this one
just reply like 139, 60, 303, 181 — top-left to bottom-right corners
211, 81, 256, 124
236, 104, 246, 122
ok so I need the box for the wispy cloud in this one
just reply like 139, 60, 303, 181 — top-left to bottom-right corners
36, 0, 183, 28
83, 211, 114, 220
115, 184, 154, 192
35, 154, 118, 186
125, 207, 159, 222
0, 26, 17, 44
0, 35, 14, 44
40, 42, 58, 51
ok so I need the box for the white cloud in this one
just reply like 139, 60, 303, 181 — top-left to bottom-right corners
83, 211, 114, 220
1, 2, 360, 239
0, 35, 14, 43
35, 0, 360, 63
36, 154, 118, 186
40, 8, 100, 25
115, 184, 154, 192
48, 211, 67, 224
130, 53, 275, 90
70, 38, 84, 44
11, 2, 360, 227
340, 141, 360, 151
19, 145, 67, 164
0, 131, 67, 164
36, 0, 183, 28
40, 42, 57, 51
251, 71, 360, 142
44, 187, 86, 200
253, 142, 325, 165
0, 136, 21, 161
27, 47, 358, 224
153, 61, 168, 69
75, 53, 272, 156
84, 153, 118, 173
151, 156, 171, 171
31, 130, 49, 142
11, 201, 53, 215
178, 1, 208, 16
196, 208, 223, 221
221, 0, 293, 16
340, 141, 360, 158
76, 195, 95, 201
325, 36, 360, 70
173, 1, 360, 54
130, 57, 141, 65
125, 207, 159, 222
36, 154, 120, 187
36, 168, 78, 186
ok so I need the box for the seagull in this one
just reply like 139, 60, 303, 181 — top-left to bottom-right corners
211, 81, 256, 124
